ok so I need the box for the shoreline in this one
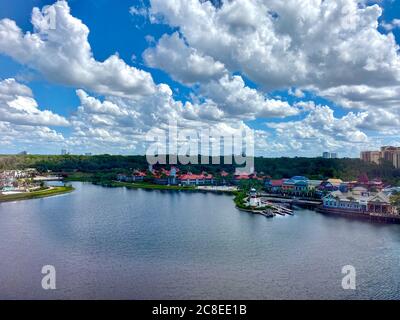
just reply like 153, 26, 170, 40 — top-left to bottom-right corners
0, 186, 74, 203
6, 179, 398, 225
97, 180, 197, 191
91, 180, 238, 194
316, 206, 400, 224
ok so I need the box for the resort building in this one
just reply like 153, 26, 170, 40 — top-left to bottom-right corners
264, 179, 285, 193
132, 171, 146, 182
218, 171, 230, 185
322, 188, 397, 216
116, 174, 131, 182
291, 176, 310, 194
317, 181, 337, 193
347, 174, 384, 192
179, 173, 214, 186
280, 176, 316, 196
361, 151, 382, 165
233, 173, 263, 184
361, 146, 400, 168
326, 178, 343, 187
117, 167, 217, 186
383, 186, 400, 196
308, 180, 323, 190
151, 167, 180, 185
281, 178, 295, 193
265, 177, 322, 196
0, 169, 41, 194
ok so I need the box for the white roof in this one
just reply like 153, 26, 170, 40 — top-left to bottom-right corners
324, 190, 391, 204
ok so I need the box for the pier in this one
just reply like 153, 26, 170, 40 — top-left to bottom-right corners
262, 201, 294, 216
259, 194, 322, 209
238, 196, 294, 218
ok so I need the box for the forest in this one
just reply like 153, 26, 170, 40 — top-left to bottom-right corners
1, 154, 399, 185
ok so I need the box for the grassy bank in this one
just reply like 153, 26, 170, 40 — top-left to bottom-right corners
0, 186, 74, 203
64, 172, 96, 182
64, 172, 200, 191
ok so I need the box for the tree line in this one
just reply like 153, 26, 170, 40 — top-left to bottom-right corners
1, 155, 399, 185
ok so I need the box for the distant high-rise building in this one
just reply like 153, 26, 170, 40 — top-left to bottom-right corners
361, 151, 381, 165
361, 146, 400, 168
394, 152, 400, 169
61, 149, 68, 155
84, 153, 92, 156
18, 151, 28, 155
322, 152, 338, 159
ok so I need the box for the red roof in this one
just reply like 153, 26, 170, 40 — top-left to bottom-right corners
133, 171, 146, 177
234, 175, 251, 180
270, 179, 284, 186
234, 172, 260, 180
358, 173, 369, 184
179, 173, 213, 180
160, 168, 170, 175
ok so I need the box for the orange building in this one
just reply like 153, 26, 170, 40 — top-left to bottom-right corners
360, 146, 400, 169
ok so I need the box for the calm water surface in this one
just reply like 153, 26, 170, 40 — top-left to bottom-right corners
0, 182, 399, 299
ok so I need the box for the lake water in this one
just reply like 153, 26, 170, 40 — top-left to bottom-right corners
0, 182, 399, 300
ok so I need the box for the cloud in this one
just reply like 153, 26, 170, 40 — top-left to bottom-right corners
0, 79, 66, 152
288, 88, 305, 98
144, 32, 298, 119
265, 105, 370, 156
0, 121, 64, 148
200, 75, 300, 119
318, 85, 400, 110
0, 1, 301, 154
146, 0, 400, 154
149, 0, 400, 91
0, 0, 156, 98
68, 86, 256, 154
2, 0, 399, 156
129, 4, 149, 18
381, 18, 400, 31
316, 84, 400, 133
0, 78, 69, 127
143, 32, 227, 84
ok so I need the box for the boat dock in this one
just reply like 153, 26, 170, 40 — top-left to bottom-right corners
238, 199, 294, 219
262, 201, 294, 216
260, 195, 322, 209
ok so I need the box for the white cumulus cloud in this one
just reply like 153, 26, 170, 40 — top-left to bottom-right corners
0, 0, 156, 98
0, 78, 69, 127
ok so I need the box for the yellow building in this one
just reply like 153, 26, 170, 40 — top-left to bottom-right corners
327, 178, 343, 187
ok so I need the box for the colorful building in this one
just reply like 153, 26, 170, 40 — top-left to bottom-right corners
322, 188, 397, 216
264, 179, 285, 193
281, 176, 314, 195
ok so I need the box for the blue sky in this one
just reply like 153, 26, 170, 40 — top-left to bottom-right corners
0, 0, 400, 156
